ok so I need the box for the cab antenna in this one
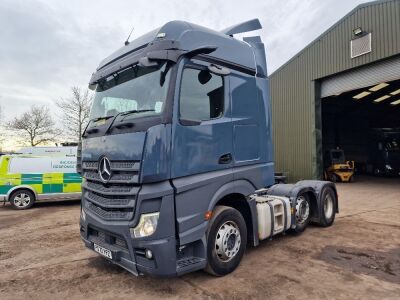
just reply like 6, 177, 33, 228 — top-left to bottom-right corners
124, 27, 134, 46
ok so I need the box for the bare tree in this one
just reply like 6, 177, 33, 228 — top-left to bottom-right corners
8, 105, 58, 146
56, 87, 93, 142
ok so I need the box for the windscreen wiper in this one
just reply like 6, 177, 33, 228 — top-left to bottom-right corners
104, 109, 156, 134
120, 109, 155, 116
82, 115, 114, 136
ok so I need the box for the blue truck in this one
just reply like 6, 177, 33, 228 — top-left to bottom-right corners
78, 19, 338, 277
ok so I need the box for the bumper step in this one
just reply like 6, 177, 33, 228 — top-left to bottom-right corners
177, 257, 206, 275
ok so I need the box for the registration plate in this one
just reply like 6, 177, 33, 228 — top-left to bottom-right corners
94, 244, 112, 259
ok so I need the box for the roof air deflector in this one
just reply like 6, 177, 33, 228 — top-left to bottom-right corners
221, 19, 262, 36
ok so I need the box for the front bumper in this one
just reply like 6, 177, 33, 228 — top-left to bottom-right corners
80, 226, 176, 276
0, 194, 7, 202
79, 181, 180, 277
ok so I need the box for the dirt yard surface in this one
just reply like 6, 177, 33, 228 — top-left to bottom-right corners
0, 176, 399, 299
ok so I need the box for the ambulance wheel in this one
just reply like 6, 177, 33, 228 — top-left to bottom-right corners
293, 194, 311, 233
205, 206, 247, 276
9, 189, 35, 210
319, 187, 336, 227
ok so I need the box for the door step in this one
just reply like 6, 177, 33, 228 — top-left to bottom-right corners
177, 257, 206, 275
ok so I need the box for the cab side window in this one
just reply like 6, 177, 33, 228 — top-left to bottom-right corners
179, 68, 224, 122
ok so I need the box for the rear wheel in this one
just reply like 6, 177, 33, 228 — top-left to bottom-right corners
293, 194, 311, 233
205, 206, 247, 276
9, 189, 35, 210
320, 187, 336, 227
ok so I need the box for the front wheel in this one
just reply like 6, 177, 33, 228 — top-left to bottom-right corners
9, 189, 35, 210
205, 206, 247, 276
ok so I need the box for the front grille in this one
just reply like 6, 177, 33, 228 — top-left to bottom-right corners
89, 227, 128, 250
86, 202, 133, 220
82, 159, 140, 221
85, 191, 133, 207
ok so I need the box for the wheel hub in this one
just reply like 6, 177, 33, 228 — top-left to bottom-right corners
295, 196, 310, 225
14, 193, 31, 208
215, 221, 241, 262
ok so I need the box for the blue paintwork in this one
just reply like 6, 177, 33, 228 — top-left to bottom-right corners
82, 132, 146, 162
171, 58, 233, 178
141, 124, 172, 183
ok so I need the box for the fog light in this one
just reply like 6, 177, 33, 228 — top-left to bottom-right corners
145, 249, 153, 259
131, 212, 159, 238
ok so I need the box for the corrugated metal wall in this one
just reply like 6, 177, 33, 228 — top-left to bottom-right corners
269, 0, 400, 181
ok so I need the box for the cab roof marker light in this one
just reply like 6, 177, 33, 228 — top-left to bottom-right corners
390, 89, 400, 96
369, 82, 389, 92
390, 99, 400, 105
156, 32, 166, 38
373, 95, 391, 103
353, 91, 371, 99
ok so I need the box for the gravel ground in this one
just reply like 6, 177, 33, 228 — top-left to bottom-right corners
0, 176, 399, 299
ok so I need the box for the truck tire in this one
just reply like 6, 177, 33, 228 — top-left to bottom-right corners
292, 194, 311, 233
205, 206, 247, 276
9, 189, 35, 210
319, 187, 336, 227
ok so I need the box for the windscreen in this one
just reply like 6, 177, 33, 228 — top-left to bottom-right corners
90, 62, 171, 120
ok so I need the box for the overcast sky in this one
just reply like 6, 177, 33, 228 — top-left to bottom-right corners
0, 0, 370, 149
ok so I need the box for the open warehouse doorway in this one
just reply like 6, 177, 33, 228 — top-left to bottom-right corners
320, 61, 400, 181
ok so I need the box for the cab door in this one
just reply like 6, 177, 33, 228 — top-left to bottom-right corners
171, 59, 233, 178
171, 59, 233, 244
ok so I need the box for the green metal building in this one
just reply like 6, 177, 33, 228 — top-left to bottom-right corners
270, 0, 400, 181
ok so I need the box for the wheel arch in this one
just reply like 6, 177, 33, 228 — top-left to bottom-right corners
6, 185, 38, 201
208, 180, 259, 247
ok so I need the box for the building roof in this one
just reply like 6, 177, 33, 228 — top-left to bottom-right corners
270, 0, 397, 76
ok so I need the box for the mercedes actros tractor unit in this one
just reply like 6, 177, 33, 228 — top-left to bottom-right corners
78, 19, 338, 277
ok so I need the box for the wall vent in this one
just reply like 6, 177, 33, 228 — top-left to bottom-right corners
351, 33, 371, 58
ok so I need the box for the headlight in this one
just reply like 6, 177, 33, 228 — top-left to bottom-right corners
131, 212, 159, 238
385, 164, 393, 170
81, 206, 86, 222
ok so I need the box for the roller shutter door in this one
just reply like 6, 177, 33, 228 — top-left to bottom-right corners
321, 56, 400, 98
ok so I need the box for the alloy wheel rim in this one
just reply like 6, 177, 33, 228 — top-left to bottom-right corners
215, 221, 241, 262
295, 196, 310, 224
14, 193, 31, 207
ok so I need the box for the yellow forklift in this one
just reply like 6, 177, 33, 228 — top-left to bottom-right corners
324, 149, 355, 182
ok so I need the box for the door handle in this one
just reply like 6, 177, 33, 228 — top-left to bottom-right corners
219, 153, 232, 164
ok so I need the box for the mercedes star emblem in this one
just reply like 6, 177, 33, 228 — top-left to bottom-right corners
98, 157, 112, 183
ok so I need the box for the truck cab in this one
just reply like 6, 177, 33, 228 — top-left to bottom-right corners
79, 19, 338, 277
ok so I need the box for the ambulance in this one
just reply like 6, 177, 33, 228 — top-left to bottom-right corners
0, 147, 82, 209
